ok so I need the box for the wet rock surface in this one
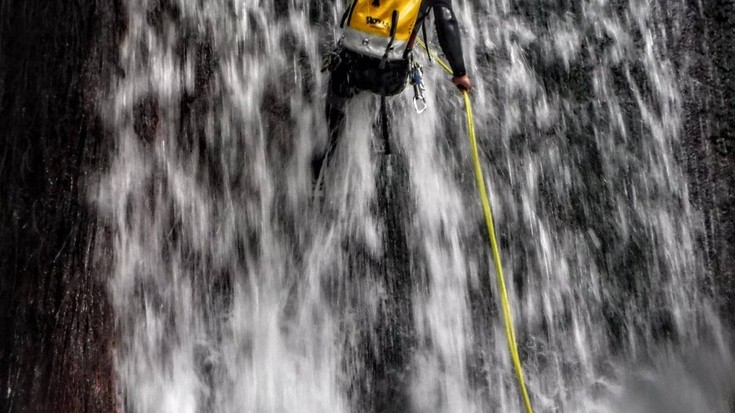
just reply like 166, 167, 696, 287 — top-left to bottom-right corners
0, 1, 120, 411
680, 0, 735, 325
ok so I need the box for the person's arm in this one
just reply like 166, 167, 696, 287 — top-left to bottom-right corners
430, 0, 472, 91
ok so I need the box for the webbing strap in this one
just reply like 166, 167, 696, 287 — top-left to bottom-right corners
379, 10, 400, 69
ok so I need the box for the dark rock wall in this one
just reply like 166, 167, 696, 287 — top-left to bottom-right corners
0, 1, 120, 412
679, 0, 735, 325
703, 0, 735, 325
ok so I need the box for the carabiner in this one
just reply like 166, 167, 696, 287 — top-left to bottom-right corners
413, 95, 428, 113
409, 62, 428, 113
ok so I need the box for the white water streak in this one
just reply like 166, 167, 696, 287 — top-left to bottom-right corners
96, 0, 733, 411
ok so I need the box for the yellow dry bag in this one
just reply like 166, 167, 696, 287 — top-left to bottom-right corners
340, 0, 424, 61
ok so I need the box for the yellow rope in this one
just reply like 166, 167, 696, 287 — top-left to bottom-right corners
418, 38, 534, 413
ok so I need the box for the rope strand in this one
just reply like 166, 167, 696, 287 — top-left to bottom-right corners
418, 38, 534, 413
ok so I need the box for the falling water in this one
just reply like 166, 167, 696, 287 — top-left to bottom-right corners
93, 0, 734, 411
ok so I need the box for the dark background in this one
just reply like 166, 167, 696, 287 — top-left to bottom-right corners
0, 1, 121, 411
0, 0, 732, 411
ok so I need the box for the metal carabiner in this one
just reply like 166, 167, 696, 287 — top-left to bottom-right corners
409, 62, 427, 113
413, 95, 428, 113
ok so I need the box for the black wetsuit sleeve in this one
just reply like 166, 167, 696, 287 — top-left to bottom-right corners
428, 0, 467, 77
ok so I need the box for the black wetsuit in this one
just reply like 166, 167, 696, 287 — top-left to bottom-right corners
312, 0, 467, 182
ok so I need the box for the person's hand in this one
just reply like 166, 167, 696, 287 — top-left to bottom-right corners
452, 75, 472, 92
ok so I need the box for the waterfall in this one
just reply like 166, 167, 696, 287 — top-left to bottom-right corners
94, 0, 734, 411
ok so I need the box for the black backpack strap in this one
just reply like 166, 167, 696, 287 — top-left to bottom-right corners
421, 9, 432, 61
379, 10, 400, 69
403, 1, 431, 59
340, 0, 358, 28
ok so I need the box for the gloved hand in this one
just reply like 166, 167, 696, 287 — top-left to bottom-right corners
452, 75, 472, 92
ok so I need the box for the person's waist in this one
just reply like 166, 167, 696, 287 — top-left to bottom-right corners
338, 47, 409, 69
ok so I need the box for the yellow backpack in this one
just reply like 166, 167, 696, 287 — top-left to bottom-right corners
340, 0, 425, 61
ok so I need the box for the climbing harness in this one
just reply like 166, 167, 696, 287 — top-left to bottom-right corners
409, 59, 427, 113
417, 38, 535, 413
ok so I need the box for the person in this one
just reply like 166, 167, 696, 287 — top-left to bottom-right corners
312, 0, 472, 190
